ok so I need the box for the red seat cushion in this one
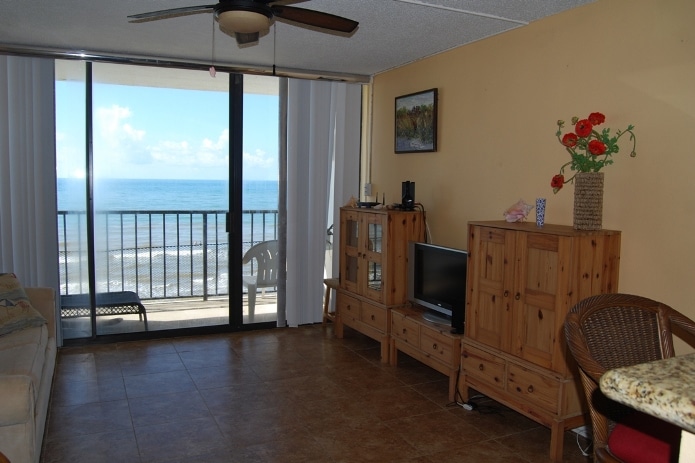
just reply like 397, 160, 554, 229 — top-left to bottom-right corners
608, 412, 681, 463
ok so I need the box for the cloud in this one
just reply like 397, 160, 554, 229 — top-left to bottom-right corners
93, 105, 149, 170
243, 148, 274, 168
149, 129, 229, 167
90, 105, 229, 176
95, 105, 145, 148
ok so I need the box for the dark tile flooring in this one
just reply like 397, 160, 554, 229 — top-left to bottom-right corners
41, 325, 592, 462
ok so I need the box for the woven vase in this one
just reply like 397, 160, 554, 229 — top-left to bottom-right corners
573, 172, 604, 230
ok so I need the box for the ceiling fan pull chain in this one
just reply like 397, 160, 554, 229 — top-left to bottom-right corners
272, 24, 276, 77
209, 13, 217, 78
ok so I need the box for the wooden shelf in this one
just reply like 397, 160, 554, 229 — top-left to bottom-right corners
390, 305, 462, 401
335, 207, 425, 363
461, 221, 621, 462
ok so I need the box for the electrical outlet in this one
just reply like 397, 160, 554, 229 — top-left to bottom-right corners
572, 425, 591, 439
364, 183, 372, 196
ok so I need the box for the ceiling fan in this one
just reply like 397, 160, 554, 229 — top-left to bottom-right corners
128, 0, 359, 46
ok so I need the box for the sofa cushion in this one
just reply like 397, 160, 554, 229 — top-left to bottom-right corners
0, 274, 46, 336
0, 326, 48, 403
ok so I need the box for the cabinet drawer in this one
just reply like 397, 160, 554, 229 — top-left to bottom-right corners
420, 326, 456, 365
391, 312, 420, 345
337, 293, 360, 322
361, 301, 388, 331
507, 363, 559, 413
461, 344, 506, 390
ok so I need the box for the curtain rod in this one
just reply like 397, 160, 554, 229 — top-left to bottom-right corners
0, 45, 370, 84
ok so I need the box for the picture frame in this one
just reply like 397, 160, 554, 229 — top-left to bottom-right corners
395, 88, 438, 153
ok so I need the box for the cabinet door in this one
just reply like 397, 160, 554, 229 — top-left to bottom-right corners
466, 226, 515, 352
392, 310, 420, 346
511, 232, 569, 371
361, 212, 385, 303
340, 210, 361, 294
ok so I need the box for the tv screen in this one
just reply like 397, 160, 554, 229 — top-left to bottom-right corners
408, 242, 468, 332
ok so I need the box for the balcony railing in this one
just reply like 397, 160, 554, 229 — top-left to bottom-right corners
58, 209, 278, 300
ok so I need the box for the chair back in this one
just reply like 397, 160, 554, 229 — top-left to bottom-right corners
565, 293, 695, 462
242, 240, 279, 288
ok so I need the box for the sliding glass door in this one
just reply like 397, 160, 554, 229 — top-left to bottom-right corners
90, 63, 231, 335
56, 62, 282, 340
240, 75, 280, 325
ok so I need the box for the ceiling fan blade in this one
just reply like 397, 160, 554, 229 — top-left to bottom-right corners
128, 5, 216, 22
271, 5, 358, 33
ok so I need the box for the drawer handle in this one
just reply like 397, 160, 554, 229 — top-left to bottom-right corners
432, 343, 438, 350
478, 363, 484, 371
371, 314, 375, 321
527, 385, 534, 393
515, 292, 521, 300
504, 290, 509, 297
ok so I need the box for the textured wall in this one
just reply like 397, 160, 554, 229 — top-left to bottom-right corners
369, 0, 695, 346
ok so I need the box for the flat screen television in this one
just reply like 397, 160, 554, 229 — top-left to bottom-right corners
407, 241, 468, 333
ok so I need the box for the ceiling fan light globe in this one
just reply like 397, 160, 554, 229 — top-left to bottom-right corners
217, 10, 270, 34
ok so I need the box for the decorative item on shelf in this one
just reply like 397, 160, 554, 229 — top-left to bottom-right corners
503, 199, 533, 222
550, 112, 637, 230
573, 172, 604, 230
536, 198, 546, 228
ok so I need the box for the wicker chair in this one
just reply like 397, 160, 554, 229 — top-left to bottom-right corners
564, 293, 695, 462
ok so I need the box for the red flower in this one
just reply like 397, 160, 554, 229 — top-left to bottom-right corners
588, 112, 606, 125
575, 119, 593, 137
561, 133, 578, 147
588, 140, 607, 156
551, 174, 565, 190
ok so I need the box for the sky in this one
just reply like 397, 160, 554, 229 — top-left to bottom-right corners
55, 77, 279, 181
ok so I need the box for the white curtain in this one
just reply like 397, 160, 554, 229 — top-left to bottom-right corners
285, 79, 361, 326
0, 55, 60, 291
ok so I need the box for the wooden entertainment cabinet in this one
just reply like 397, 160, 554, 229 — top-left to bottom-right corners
390, 306, 462, 401
334, 207, 425, 362
460, 221, 621, 463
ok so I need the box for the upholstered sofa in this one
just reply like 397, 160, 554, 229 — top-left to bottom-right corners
0, 286, 57, 463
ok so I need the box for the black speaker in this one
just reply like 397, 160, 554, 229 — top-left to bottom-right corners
451, 305, 465, 334
401, 181, 415, 210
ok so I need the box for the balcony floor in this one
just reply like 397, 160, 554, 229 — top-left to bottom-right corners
61, 294, 278, 339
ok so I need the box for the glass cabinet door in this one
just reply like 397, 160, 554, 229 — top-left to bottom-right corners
341, 211, 360, 293
362, 213, 384, 302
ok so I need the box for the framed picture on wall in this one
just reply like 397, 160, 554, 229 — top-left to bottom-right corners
395, 88, 438, 153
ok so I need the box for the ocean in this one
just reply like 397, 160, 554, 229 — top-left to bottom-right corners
57, 178, 279, 297
58, 178, 279, 211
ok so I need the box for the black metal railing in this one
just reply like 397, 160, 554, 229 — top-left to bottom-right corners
57, 209, 278, 300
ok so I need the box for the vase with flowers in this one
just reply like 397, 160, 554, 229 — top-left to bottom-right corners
550, 112, 637, 230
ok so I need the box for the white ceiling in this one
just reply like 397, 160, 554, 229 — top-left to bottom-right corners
0, 0, 594, 81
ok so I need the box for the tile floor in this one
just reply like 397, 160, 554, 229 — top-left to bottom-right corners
42, 324, 592, 463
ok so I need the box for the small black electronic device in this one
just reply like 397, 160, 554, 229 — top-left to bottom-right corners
401, 181, 415, 210
407, 241, 468, 333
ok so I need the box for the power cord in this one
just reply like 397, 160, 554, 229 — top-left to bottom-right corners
446, 364, 487, 411
576, 431, 592, 457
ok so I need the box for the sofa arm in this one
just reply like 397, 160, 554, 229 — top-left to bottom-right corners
0, 375, 34, 426
24, 287, 56, 339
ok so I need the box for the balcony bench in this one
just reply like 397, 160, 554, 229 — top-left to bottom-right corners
60, 291, 149, 330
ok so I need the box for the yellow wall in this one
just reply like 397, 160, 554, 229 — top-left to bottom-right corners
370, 0, 695, 329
